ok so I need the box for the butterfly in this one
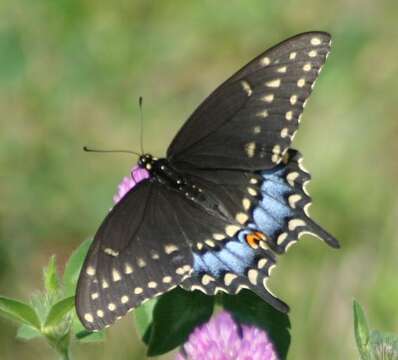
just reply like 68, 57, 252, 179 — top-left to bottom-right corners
76, 31, 339, 331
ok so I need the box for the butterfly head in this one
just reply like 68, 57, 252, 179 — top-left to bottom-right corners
138, 153, 154, 171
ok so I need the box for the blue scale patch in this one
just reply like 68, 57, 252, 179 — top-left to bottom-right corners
193, 230, 257, 277
193, 166, 294, 276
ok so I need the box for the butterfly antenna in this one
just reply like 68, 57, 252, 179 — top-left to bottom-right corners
83, 146, 140, 157
139, 96, 144, 154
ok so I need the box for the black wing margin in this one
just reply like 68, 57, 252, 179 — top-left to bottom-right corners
167, 31, 331, 171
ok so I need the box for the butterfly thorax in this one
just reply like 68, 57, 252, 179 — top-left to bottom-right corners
138, 154, 201, 200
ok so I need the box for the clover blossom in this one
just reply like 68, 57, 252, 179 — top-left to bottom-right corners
176, 311, 278, 360
112, 166, 149, 204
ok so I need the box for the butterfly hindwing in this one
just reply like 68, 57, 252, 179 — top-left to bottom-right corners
256, 149, 339, 253
179, 149, 338, 310
180, 230, 290, 313
168, 32, 331, 171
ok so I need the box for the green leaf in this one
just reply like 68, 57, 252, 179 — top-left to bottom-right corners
221, 290, 291, 360
353, 300, 371, 360
43, 255, 60, 295
73, 312, 105, 343
75, 329, 105, 343
16, 324, 41, 340
0, 296, 41, 329
146, 288, 214, 356
63, 239, 92, 296
44, 296, 75, 329
134, 298, 157, 340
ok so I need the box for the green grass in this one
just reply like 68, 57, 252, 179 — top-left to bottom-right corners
1, 0, 397, 358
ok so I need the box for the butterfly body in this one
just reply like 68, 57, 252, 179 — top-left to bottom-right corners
76, 31, 339, 331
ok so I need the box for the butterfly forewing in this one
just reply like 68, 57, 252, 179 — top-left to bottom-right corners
168, 32, 331, 170
76, 173, 261, 330
76, 181, 195, 331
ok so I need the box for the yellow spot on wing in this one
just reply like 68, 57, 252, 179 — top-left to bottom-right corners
134, 287, 143, 295
280, 128, 289, 138
247, 187, 257, 196
202, 274, 215, 285
86, 266, 96, 276
163, 276, 172, 283
257, 110, 269, 118
245, 142, 256, 158
308, 50, 317, 58
288, 219, 306, 231
104, 248, 119, 257
265, 79, 281, 88
124, 263, 133, 274
311, 37, 322, 45
248, 269, 259, 285
241, 80, 253, 96
224, 273, 237, 286
286, 172, 299, 186
288, 194, 302, 208
112, 269, 121, 282
137, 258, 146, 267
242, 198, 251, 211
297, 78, 306, 88
84, 313, 94, 323
225, 225, 240, 237
236, 212, 248, 224
262, 94, 274, 103
164, 244, 178, 254
260, 56, 271, 66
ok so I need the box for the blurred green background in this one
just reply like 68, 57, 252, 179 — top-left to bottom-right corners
1, 0, 397, 359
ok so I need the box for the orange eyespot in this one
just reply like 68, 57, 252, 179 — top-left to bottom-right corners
245, 231, 267, 249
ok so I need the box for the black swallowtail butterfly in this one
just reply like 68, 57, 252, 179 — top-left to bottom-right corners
76, 31, 339, 331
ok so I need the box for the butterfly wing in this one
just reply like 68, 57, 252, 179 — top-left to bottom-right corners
178, 149, 339, 310
76, 175, 262, 331
167, 32, 331, 170
76, 180, 194, 331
